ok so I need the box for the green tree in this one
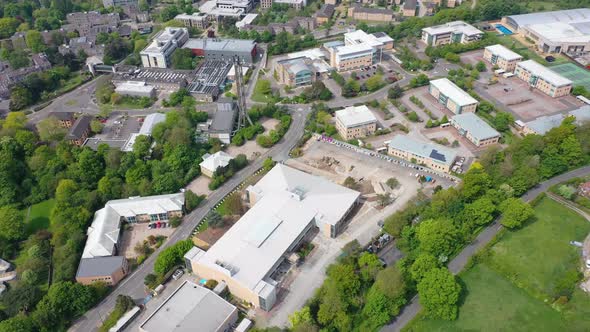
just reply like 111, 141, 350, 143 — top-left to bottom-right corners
171, 48, 196, 69
417, 218, 459, 257
25, 30, 46, 53
410, 253, 439, 281
0, 18, 20, 39
417, 268, 461, 320
263, 157, 276, 171
133, 135, 152, 159
36, 117, 67, 141
9, 86, 33, 111
461, 167, 491, 201
365, 74, 384, 92
374, 265, 407, 300
358, 252, 383, 282
0, 315, 36, 332
0, 206, 25, 241
90, 120, 104, 134
460, 196, 495, 228
388, 84, 403, 99
475, 61, 486, 72
289, 306, 314, 329
3, 112, 27, 130
185, 190, 204, 211
154, 239, 193, 275
499, 197, 534, 229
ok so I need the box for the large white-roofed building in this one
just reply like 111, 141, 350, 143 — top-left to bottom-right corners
502, 8, 590, 54
450, 112, 500, 147
483, 44, 523, 72
388, 135, 457, 173
421, 21, 483, 46
81, 193, 184, 258
187, 164, 360, 311
522, 105, 590, 135
335, 105, 378, 140
429, 78, 479, 114
515, 60, 573, 97
327, 29, 393, 72
139, 280, 239, 332
140, 27, 189, 68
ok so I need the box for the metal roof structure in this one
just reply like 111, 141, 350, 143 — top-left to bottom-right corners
422, 21, 483, 37
388, 135, 457, 166
517, 60, 573, 87
451, 112, 500, 141
505, 8, 590, 30
430, 78, 478, 107
139, 113, 166, 136
335, 105, 378, 128
140, 280, 237, 332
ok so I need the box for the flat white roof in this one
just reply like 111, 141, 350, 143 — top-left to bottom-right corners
139, 113, 166, 136
335, 43, 374, 57
287, 48, 326, 61
451, 112, 500, 141
140, 281, 237, 332
335, 105, 377, 128
422, 20, 483, 36
236, 13, 258, 29
524, 22, 590, 44
192, 164, 359, 292
345, 30, 383, 48
82, 193, 184, 258
485, 44, 523, 61
517, 60, 573, 87
114, 81, 154, 93
142, 27, 188, 54
506, 8, 590, 29
199, 151, 234, 173
430, 78, 478, 106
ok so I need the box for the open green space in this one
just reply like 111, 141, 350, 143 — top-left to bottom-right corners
525, 1, 558, 11
405, 264, 567, 332
550, 63, 590, 91
23, 199, 55, 235
486, 196, 590, 300
405, 196, 590, 332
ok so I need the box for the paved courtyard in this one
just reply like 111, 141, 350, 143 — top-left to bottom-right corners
119, 223, 175, 259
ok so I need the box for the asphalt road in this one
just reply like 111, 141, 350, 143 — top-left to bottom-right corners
69, 106, 309, 332
381, 165, 590, 332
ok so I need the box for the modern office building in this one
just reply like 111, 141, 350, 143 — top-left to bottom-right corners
199, 151, 234, 178
450, 112, 500, 147
503, 9, 590, 54
187, 60, 233, 102
75, 256, 129, 286
174, 13, 210, 29
483, 44, 523, 72
199, 0, 254, 18
188, 164, 360, 311
112, 65, 191, 92
429, 78, 479, 114
140, 27, 189, 68
139, 280, 239, 332
261, 0, 307, 10
275, 57, 316, 87
421, 21, 483, 46
183, 38, 257, 64
328, 30, 393, 71
388, 135, 457, 173
514, 60, 573, 97
81, 193, 184, 258
335, 105, 378, 140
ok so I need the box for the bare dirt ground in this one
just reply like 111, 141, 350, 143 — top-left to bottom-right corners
257, 140, 457, 328
185, 176, 213, 197
119, 223, 175, 259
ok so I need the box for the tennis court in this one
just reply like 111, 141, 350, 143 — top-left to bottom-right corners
550, 63, 590, 90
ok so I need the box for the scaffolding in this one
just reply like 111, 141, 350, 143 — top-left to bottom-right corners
233, 55, 252, 130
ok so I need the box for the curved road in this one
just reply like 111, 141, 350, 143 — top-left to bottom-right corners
69, 106, 309, 332
381, 165, 590, 332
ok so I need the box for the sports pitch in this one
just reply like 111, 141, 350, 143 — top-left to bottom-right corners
550, 63, 590, 90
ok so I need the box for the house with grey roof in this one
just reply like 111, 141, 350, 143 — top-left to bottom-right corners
450, 112, 500, 147
66, 115, 92, 146
388, 135, 457, 172
75, 256, 128, 286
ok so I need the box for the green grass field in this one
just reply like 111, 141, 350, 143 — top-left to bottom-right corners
525, 1, 558, 11
550, 63, 590, 91
404, 264, 566, 332
24, 199, 55, 235
404, 196, 590, 332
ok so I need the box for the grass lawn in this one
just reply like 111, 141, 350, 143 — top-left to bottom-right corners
404, 196, 590, 332
251, 79, 279, 103
404, 264, 566, 332
24, 199, 55, 235
486, 196, 590, 300
525, 1, 558, 11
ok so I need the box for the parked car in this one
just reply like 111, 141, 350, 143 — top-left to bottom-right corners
172, 269, 184, 280
545, 55, 556, 62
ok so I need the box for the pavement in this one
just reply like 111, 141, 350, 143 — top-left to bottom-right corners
68, 106, 309, 332
381, 165, 590, 332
